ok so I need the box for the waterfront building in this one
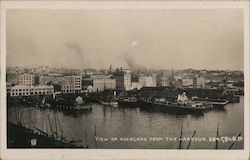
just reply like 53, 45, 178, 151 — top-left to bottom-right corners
194, 76, 206, 88
93, 78, 116, 92
181, 77, 194, 87
114, 68, 131, 91
139, 75, 157, 87
82, 77, 116, 92
156, 75, 169, 87
131, 82, 143, 90
61, 76, 82, 93
86, 85, 94, 92
10, 85, 54, 97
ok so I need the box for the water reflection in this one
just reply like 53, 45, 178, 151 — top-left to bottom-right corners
7, 96, 244, 149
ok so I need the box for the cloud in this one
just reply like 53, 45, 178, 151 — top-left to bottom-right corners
131, 41, 138, 47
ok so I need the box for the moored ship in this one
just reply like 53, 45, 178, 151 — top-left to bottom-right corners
139, 92, 213, 114
192, 97, 229, 109
118, 97, 138, 107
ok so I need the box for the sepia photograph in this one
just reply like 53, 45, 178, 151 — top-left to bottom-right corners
0, 1, 249, 160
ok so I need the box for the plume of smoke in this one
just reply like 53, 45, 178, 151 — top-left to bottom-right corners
65, 42, 82, 53
123, 52, 145, 71
65, 42, 85, 68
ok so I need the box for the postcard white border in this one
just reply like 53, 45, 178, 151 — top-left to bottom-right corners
0, 1, 249, 160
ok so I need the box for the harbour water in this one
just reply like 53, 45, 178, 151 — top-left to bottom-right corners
7, 96, 244, 149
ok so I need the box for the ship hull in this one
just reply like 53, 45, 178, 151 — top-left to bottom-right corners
118, 101, 138, 108
138, 100, 211, 114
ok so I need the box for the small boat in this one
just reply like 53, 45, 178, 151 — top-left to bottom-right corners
99, 99, 118, 107
100, 101, 118, 106
118, 97, 138, 107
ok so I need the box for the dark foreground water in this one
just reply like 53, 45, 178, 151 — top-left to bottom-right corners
8, 96, 244, 149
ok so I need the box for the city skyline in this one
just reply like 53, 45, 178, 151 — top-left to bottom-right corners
7, 9, 244, 71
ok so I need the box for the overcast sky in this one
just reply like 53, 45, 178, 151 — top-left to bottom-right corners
6, 9, 244, 70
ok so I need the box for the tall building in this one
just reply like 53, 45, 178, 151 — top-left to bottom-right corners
61, 76, 82, 93
114, 68, 131, 91
19, 73, 34, 86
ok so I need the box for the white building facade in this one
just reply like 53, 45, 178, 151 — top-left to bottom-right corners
10, 85, 54, 97
139, 75, 157, 87
19, 73, 34, 86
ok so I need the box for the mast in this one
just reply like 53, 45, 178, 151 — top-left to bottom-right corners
56, 114, 64, 138
172, 67, 174, 79
186, 130, 196, 149
178, 123, 183, 149
109, 64, 112, 74
41, 111, 44, 131
160, 69, 163, 87
215, 122, 219, 149
85, 130, 88, 148
54, 113, 58, 136
94, 125, 97, 148
46, 111, 53, 135
228, 132, 241, 149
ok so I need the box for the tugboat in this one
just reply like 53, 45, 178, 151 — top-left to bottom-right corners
139, 92, 213, 114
